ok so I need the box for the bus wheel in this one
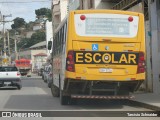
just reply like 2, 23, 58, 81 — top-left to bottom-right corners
60, 91, 70, 105
51, 84, 60, 97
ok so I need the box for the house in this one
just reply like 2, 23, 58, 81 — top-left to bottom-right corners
33, 53, 47, 72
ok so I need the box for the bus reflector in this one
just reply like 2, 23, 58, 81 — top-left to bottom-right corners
67, 66, 74, 71
80, 49, 85, 51
131, 78, 136, 80
76, 77, 81, 79
128, 16, 133, 22
66, 50, 75, 72
80, 15, 86, 20
137, 52, 145, 74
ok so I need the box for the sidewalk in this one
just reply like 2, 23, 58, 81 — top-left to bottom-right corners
132, 93, 160, 110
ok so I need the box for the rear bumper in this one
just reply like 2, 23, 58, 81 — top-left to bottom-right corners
71, 94, 135, 100
66, 71, 145, 81
63, 79, 144, 95
0, 78, 21, 87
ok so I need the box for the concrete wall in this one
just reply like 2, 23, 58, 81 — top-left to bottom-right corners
68, 0, 80, 11
33, 25, 43, 31
33, 56, 47, 70
60, 0, 68, 21
25, 31, 35, 38
68, 0, 116, 10
52, 0, 68, 32
127, 3, 143, 13
94, 0, 115, 9
31, 50, 47, 71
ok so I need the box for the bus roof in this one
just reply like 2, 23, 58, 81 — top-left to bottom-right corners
71, 9, 143, 16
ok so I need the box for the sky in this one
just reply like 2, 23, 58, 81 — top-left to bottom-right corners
0, 0, 51, 30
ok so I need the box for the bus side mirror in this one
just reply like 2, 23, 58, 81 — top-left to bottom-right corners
48, 41, 52, 50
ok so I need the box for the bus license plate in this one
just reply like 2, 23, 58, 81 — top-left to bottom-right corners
99, 68, 113, 73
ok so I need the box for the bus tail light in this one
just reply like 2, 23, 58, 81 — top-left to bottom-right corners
66, 50, 75, 72
17, 72, 21, 76
137, 52, 145, 74
80, 15, 86, 20
128, 16, 133, 22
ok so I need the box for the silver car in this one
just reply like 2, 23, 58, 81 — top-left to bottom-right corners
43, 65, 50, 83
46, 65, 52, 88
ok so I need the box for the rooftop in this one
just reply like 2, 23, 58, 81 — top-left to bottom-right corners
33, 53, 47, 56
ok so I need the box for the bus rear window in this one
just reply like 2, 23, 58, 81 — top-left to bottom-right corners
74, 14, 139, 38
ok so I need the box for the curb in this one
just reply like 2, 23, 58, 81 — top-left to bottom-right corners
128, 100, 160, 111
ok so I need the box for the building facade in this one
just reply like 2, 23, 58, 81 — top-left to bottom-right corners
33, 53, 47, 72
11, 41, 47, 71
52, 0, 68, 32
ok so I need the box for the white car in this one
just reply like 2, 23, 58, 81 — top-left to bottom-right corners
0, 66, 22, 89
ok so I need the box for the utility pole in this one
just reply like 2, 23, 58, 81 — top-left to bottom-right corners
3, 15, 6, 63
15, 36, 18, 60
7, 30, 11, 64
2, 14, 12, 65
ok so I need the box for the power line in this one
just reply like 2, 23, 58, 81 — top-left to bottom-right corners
0, 0, 52, 3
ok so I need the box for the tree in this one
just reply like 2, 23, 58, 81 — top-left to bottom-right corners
30, 31, 46, 45
35, 8, 52, 21
17, 31, 46, 48
11, 17, 26, 29
25, 21, 35, 31
17, 38, 30, 49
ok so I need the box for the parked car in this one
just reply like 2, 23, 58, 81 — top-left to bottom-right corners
0, 66, 22, 89
43, 65, 50, 83
41, 64, 47, 80
46, 65, 52, 88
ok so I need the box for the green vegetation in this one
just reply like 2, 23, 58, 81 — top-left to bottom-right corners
9, 7, 51, 50
35, 8, 52, 21
17, 31, 45, 49
11, 17, 26, 30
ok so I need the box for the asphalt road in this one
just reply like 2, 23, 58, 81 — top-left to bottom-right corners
0, 74, 159, 120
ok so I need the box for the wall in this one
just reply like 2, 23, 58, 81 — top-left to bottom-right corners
127, 3, 143, 13
34, 56, 47, 70
68, 0, 80, 11
95, 0, 115, 9
33, 25, 43, 31
60, 0, 68, 21
25, 31, 35, 38
52, 0, 68, 32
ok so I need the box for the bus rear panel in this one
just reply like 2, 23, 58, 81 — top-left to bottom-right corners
65, 10, 145, 96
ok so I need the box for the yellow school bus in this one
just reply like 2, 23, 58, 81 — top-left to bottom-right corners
50, 10, 145, 105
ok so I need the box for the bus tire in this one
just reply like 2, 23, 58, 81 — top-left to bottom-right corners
51, 84, 59, 97
60, 91, 70, 105
17, 85, 22, 90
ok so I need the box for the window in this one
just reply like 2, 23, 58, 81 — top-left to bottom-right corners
0, 67, 18, 72
53, 21, 68, 56
74, 14, 139, 38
